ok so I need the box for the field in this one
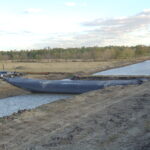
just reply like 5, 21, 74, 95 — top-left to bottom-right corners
0, 59, 145, 73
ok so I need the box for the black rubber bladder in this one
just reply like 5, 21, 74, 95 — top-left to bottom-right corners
4, 77, 145, 94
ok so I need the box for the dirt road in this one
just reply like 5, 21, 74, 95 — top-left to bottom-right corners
0, 82, 149, 150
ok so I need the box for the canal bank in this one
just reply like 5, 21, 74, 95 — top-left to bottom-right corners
0, 81, 149, 150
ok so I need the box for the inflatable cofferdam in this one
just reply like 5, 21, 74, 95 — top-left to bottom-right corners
5, 77, 144, 94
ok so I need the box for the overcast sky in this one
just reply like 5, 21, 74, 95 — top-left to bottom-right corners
0, 0, 150, 50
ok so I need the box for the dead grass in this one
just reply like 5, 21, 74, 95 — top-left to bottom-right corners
0, 59, 142, 73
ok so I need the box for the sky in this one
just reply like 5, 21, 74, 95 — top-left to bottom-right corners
0, 0, 150, 50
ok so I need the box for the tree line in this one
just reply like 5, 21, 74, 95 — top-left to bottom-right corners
0, 45, 150, 61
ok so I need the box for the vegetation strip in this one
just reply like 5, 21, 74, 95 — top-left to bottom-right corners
0, 46, 150, 61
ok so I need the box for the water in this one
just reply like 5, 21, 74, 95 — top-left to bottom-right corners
94, 60, 150, 76
0, 94, 72, 117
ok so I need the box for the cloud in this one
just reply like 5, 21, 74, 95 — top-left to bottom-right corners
65, 2, 76, 7
142, 9, 150, 13
0, 9, 150, 50
0, 12, 82, 49
44, 9, 150, 48
24, 8, 43, 14
77, 9, 150, 46
83, 10, 150, 32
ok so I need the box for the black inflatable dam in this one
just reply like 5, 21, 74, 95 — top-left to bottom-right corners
4, 77, 145, 94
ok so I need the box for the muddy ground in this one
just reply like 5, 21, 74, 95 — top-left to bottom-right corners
0, 81, 149, 150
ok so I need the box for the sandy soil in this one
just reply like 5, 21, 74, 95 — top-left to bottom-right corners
0, 82, 149, 150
